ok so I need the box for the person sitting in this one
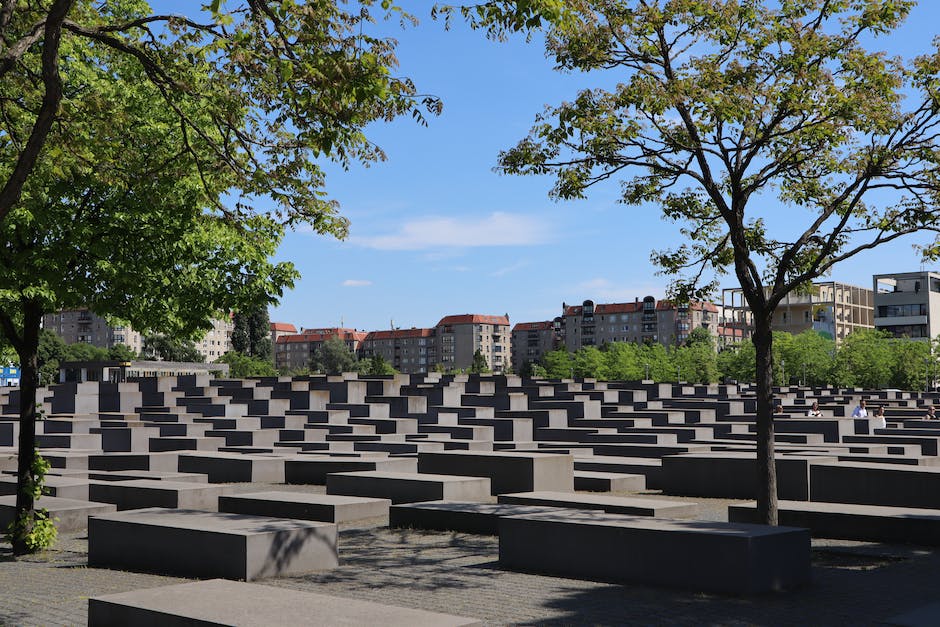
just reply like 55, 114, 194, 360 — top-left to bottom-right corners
871, 406, 887, 430
774, 403, 784, 414
806, 401, 823, 417
925, 405, 937, 420
851, 399, 868, 418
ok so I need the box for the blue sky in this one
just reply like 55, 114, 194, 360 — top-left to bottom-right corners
268, 2, 940, 332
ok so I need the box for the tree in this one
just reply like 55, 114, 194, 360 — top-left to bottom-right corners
312, 337, 359, 375
541, 349, 573, 378
232, 306, 273, 361
36, 330, 67, 385
215, 351, 277, 378
470, 349, 491, 374
141, 335, 205, 364
778, 330, 835, 387
465, 0, 940, 525
571, 345, 606, 378
831, 329, 894, 389
61, 343, 108, 362
360, 354, 397, 376
107, 344, 137, 362
0, 1, 436, 554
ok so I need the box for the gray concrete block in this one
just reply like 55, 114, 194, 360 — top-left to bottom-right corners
499, 510, 810, 594
417, 451, 574, 495
88, 508, 337, 581
810, 461, 940, 509
219, 491, 390, 523
497, 491, 696, 517
177, 452, 285, 483
88, 479, 231, 511
327, 471, 491, 504
728, 500, 940, 545
660, 452, 834, 500
574, 471, 646, 492
88, 579, 480, 626
390, 501, 582, 535
284, 456, 417, 484
0, 495, 116, 533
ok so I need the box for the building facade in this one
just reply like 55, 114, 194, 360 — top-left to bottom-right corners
360, 328, 436, 373
435, 314, 510, 373
511, 321, 560, 372
43, 309, 144, 354
873, 271, 940, 340
43, 309, 234, 361
721, 280, 874, 345
196, 315, 234, 361
274, 328, 367, 371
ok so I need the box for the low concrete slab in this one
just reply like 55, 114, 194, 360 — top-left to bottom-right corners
0, 475, 89, 501
327, 471, 491, 504
284, 456, 418, 485
574, 471, 646, 492
88, 579, 481, 626
0, 495, 116, 532
886, 601, 940, 627
729, 499, 940, 546
88, 479, 231, 511
499, 510, 810, 594
219, 491, 390, 524
497, 491, 697, 517
417, 451, 574, 495
390, 501, 583, 535
177, 452, 285, 483
88, 508, 337, 581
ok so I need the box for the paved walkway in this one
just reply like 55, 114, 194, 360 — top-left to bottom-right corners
3, 489, 940, 625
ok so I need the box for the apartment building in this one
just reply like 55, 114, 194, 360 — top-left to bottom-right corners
274, 327, 367, 371
561, 298, 718, 351
436, 314, 510, 373
43, 309, 144, 354
43, 309, 234, 361
873, 271, 940, 339
511, 321, 560, 372
721, 280, 874, 345
197, 315, 234, 361
360, 328, 436, 374
270, 322, 298, 347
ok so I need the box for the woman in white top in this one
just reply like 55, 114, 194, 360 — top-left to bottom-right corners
806, 402, 822, 417
871, 406, 886, 430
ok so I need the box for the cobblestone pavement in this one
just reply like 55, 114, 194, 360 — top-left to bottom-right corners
2, 486, 939, 626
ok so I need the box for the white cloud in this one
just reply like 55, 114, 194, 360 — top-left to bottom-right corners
491, 260, 529, 277
350, 212, 553, 250
342, 279, 372, 287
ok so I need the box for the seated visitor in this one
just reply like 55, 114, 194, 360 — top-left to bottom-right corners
806, 401, 822, 417
851, 399, 868, 418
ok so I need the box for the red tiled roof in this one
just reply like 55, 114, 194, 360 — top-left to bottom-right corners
656, 300, 719, 313
512, 321, 553, 332
564, 302, 642, 316
270, 322, 297, 333
437, 314, 510, 327
276, 330, 367, 344
365, 328, 434, 341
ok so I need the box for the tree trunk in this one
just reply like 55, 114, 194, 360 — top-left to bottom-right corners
752, 318, 778, 525
12, 300, 43, 555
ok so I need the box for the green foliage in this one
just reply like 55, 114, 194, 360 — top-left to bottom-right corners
470, 349, 491, 374
142, 335, 204, 363
215, 351, 277, 378
831, 329, 894, 389
61, 343, 109, 362
37, 330, 67, 385
572, 346, 607, 379
232, 307, 272, 361
4, 452, 57, 553
107, 344, 137, 362
776, 331, 835, 386
360, 354, 397, 376
312, 337, 359, 375
541, 349, 574, 378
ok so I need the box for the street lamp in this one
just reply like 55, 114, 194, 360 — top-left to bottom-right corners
781, 358, 786, 387
801, 362, 807, 388
676, 365, 681, 383
645, 363, 650, 380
